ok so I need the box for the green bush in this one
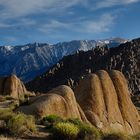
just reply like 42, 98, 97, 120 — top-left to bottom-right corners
42, 115, 63, 129
7, 113, 36, 136
102, 132, 133, 140
77, 123, 100, 140
67, 118, 101, 140
66, 118, 82, 127
52, 122, 80, 140
0, 109, 14, 122
48, 117, 101, 140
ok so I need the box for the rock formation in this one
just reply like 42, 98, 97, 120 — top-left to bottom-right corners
18, 70, 140, 134
0, 75, 27, 99
17, 85, 88, 123
26, 38, 140, 99
74, 70, 140, 134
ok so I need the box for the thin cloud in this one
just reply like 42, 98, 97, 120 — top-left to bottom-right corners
0, 0, 81, 19
39, 20, 68, 33
0, 0, 139, 45
0, 18, 36, 29
39, 13, 115, 35
19, 18, 36, 26
0, 0, 138, 27
94, 0, 139, 9
4, 36, 18, 42
81, 13, 115, 33
0, 23, 13, 28
0, 0, 138, 19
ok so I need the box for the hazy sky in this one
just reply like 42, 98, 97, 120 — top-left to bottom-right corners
0, 0, 140, 45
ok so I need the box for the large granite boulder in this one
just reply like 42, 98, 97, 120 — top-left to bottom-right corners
75, 70, 140, 134
0, 75, 27, 99
17, 85, 88, 122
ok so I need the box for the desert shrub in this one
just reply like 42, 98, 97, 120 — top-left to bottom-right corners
42, 115, 63, 129
102, 132, 133, 140
42, 116, 101, 140
77, 123, 100, 140
19, 92, 35, 105
7, 113, 36, 136
0, 109, 36, 136
0, 109, 15, 134
25, 115, 36, 133
4, 96, 14, 101
8, 101, 19, 111
20, 92, 31, 105
0, 109, 14, 122
0, 96, 14, 102
52, 122, 80, 140
66, 118, 82, 127
0, 99, 19, 112
67, 118, 101, 140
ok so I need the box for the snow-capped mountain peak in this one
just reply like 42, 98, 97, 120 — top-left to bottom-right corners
0, 38, 127, 82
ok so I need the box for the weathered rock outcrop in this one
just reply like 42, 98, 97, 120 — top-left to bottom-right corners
75, 70, 140, 134
17, 85, 88, 122
18, 70, 140, 134
0, 75, 27, 99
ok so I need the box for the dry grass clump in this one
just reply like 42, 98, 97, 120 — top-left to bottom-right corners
7, 113, 36, 136
0, 109, 14, 122
0, 108, 36, 136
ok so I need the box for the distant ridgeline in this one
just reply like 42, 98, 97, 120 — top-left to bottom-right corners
26, 38, 140, 98
0, 38, 126, 82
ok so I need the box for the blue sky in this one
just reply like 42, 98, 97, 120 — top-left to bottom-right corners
0, 0, 140, 45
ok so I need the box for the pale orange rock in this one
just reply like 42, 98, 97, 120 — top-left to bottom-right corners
75, 70, 140, 134
0, 75, 27, 99
17, 85, 88, 122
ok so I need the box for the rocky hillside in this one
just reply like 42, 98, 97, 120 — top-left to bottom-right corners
0, 38, 126, 82
26, 38, 140, 97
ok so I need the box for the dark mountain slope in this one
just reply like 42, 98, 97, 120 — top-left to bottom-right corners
26, 38, 140, 97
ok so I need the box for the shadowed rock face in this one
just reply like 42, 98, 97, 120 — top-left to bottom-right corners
75, 70, 140, 134
0, 75, 27, 99
16, 85, 88, 123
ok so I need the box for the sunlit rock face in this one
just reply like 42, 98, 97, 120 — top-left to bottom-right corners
19, 70, 140, 134
16, 85, 88, 123
75, 70, 140, 134
0, 75, 27, 99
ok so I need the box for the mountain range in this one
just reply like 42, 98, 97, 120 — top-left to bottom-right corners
26, 38, 140, 99
0, 38, 126, 82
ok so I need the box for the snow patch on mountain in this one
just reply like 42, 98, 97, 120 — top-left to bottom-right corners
0, 38, 127, 82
